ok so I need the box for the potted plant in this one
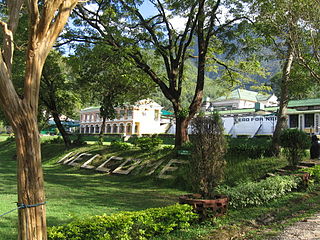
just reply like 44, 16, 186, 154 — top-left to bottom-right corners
179, 112, 228, 219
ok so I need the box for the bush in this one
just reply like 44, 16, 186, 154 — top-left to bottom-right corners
227, 138, 273, 159
300, 165, 320, 182
42, 137, 64, 145
110, 140, 131, 150
72, 134, 86, 146
134, 137, 163, 151
189, 113, 227, 198
48, 204, 198, 240
216, 175, 301, 209
280, 129, 310, 166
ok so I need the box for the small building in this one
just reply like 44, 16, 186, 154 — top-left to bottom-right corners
202, 89, 278, 112
217, 98, 320, 137
287, 98, 320, 134
79, 99, 163, 135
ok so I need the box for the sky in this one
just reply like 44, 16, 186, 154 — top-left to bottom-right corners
139, 0, 187, 32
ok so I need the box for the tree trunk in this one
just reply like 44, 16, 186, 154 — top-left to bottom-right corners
175, 116, 190, 147
99, 116, 107, 144
13, 116, 47, 240
271, 43, 295, 156
52, 111, 71, 147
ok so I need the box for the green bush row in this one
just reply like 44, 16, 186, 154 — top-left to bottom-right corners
48, 204, 197, 240
227, 138, 273, 158
110, 140, 132, 150
216, 175, 301, 209
301, 165, 320, 182
133, 137, 163, 151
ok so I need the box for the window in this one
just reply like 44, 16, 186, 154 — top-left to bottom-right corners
305, 114, 314, 128
119, 123, 125, 133
112, 124, 118, 133
127, 110, 133, 118
106, 124, 111, 133
95, 125, 99, 133
289, 115, 298, 128
154, 110, 160, 121
120, 110, 125, 119
126, 124, 132, 134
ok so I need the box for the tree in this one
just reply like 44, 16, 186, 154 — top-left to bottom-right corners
70, 43, 155, 140
248, 0, 316, 155
290, 1, 320, 82
40, 51, 81, 147
67, 0, 258, 147
0, 1, 79, 239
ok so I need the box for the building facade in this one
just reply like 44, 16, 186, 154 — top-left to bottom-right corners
202, 89, 278, 112
79, 99, 163, 135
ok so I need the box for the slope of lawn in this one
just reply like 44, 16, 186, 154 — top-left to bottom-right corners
0, 140, 185, 239
1, 135, 313, 240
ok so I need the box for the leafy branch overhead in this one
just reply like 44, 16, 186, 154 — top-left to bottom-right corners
64, 0, 265, 147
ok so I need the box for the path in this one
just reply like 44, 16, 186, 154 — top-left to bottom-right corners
271, 213, 320, 240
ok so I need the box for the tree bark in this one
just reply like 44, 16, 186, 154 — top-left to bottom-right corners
99, 116, 107, 143
0, 2, 79, 239
174, 116, 190, 147
52, 111, 71, 147
271, 43, 295, 156
13, 112, 47, 240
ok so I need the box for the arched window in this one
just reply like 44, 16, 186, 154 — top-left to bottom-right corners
90, 125, 94, 133
95, 125, 99, 134
126, 124, 132, 134
119, 123, 125, 133
85, 125, 89, 133
112, 124, 118, 133
106, 124, 111, 133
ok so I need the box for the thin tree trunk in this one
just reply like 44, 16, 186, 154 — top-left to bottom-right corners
14, 117, 47, 240
99, 116, 107, 144
52, 111, 71, 147
271, 43, 295, 156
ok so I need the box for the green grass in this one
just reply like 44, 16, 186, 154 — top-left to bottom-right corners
0, 141, 185, 239
0, 135, 8, 142
224, 154, 287, 186
1, 137, 317, 240
154, 186, 320, 240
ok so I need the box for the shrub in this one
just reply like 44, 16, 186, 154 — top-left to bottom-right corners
300, 165, 320, 182
42, 137, 64, 145
216, 175, 301, 209
134, 137, 163, 151
189, 113, 227, 198
48, 204, 198, 240
279, 129, 310, 166
110, 140, 131, 150
227, 138, 273, 159
72, 134, 86, 146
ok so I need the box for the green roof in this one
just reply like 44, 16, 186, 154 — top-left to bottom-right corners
288, 98, 320, 108
215, 89, 271, 102
214, 106, 320, 116
215, 106, 278, 116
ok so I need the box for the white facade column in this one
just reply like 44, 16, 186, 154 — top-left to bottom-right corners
298, 114, 304, 131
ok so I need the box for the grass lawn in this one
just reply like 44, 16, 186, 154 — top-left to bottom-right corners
0, 136, 318, 240
0, 141, 186, 239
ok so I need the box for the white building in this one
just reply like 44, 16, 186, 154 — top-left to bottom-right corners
202, 89, 278, 112
80, 99, 163, 135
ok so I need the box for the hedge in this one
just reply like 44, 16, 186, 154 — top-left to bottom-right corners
48, 204, 198, 240
216, 175, 301, 209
